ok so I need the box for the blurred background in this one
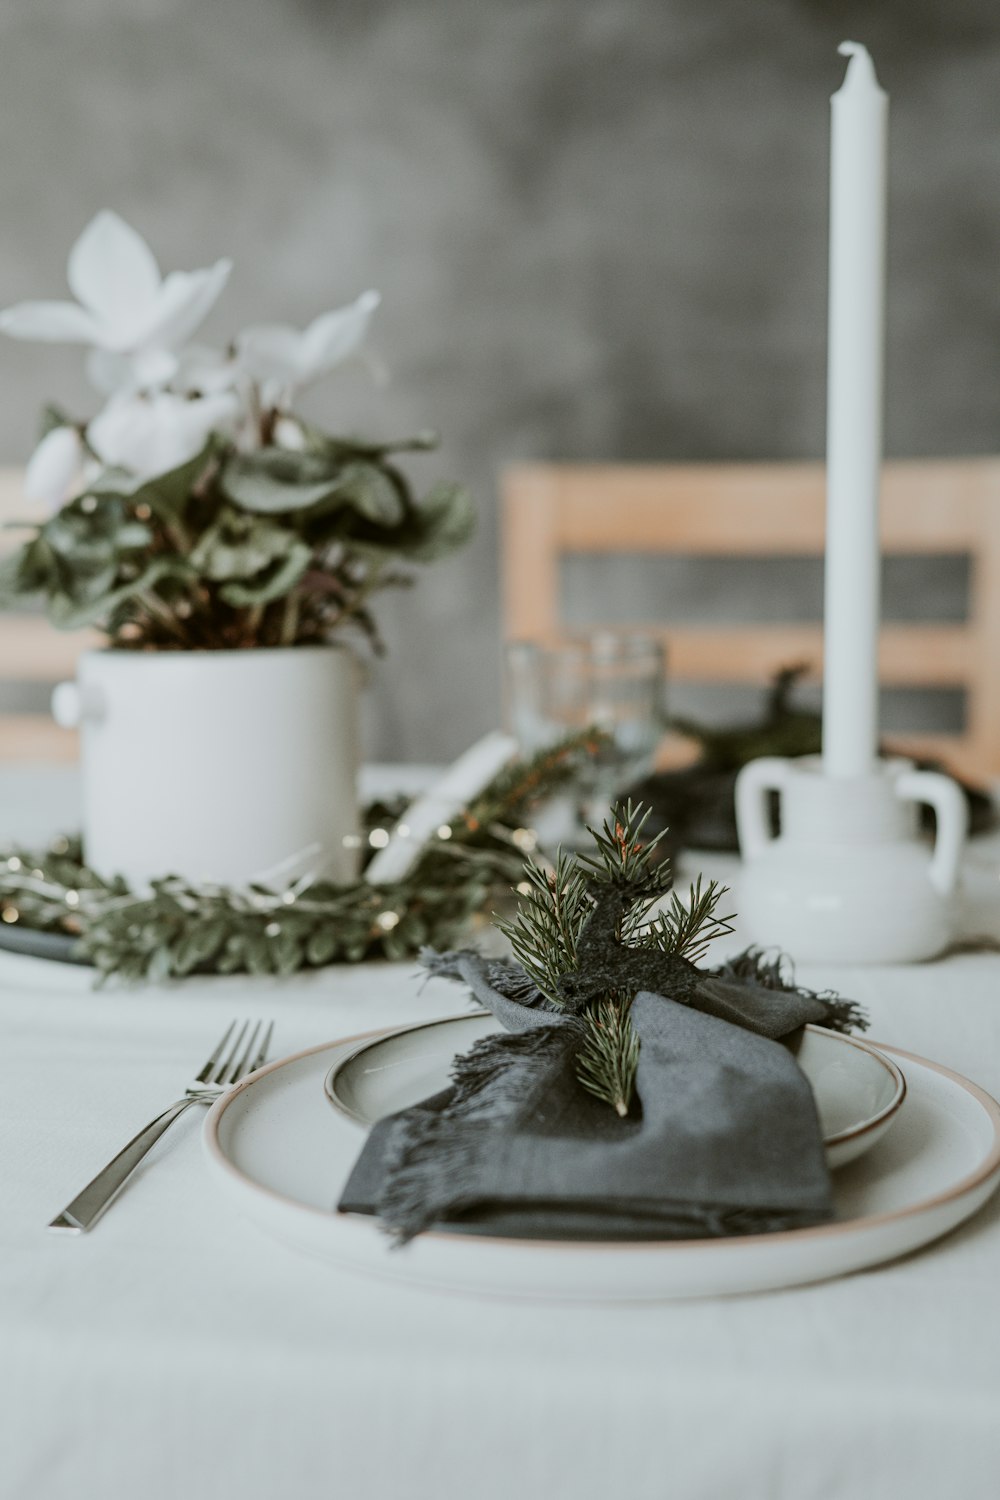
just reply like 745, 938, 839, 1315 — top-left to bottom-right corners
0, 0, 998, 762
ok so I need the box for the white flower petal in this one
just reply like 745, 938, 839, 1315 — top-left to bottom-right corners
86, 349, 134, 395
86, 347, 178, 396
0, 300, 101, 343
171, 343, 241, 396
24, 427, 84, 511
237, 324, 305, 388
273, 415, 307, 451
67, 211, 162, 336
130, 347, 180, 388
301, 290, 380, 379
88, 391, 239, 478
129, 259, 232, 353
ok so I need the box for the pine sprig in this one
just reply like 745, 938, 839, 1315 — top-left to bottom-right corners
494, 851, 591, 1004
495, 800, 733, 1119
576, 996, 641, 1117
456, 728, 609, 843
640, 875, 735, 966
579, 801, 666, 896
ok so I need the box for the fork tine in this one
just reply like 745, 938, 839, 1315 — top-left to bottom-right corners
249, 1020, 274, 1074
209, 1020, 249, 1085
195, 1020, 237, 1084
224, 1020, 263, 1085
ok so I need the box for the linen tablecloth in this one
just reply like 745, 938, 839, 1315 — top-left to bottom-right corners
3, 768, 1000, 1500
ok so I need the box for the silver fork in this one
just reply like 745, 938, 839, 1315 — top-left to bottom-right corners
48, 1019, 273, 1234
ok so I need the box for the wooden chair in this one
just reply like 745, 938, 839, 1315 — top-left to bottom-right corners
501, 460, 1000, 781
0, 467, 97, 762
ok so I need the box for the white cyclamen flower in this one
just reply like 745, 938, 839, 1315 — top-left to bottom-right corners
87, 390, 240, 478
23, 426, 85, 511
0, 210, 231, 360
87, 342, 242, 402
238, 289, 380, 402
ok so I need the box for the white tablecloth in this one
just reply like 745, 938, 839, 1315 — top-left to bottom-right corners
3, 770, 1000, 1500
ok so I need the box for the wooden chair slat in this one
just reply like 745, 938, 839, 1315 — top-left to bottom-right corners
502, 459, 1000, 779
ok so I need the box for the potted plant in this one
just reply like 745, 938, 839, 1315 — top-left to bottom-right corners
0, 211, 473, 887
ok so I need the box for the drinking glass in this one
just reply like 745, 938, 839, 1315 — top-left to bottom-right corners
505, 633, 667, 836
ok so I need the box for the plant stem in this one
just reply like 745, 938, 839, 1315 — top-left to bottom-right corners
279, 589, 300, 645
134, 591, 189, 646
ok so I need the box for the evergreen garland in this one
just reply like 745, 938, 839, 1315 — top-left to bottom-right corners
0, 731, 603, 984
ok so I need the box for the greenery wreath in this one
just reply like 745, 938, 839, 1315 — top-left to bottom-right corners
0, 734, 601, 984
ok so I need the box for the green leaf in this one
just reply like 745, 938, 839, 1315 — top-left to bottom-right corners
221, 450, 405, 527
145, 946, 175, 983
269, 930, 304, 974
218, 539, 312, 606
405, 482, 475, 561
220, 449, 343, 514
189, 511, 296, 581
305, 926, 340, 966
47, 557, 186, 630
243, 934, 273, 975
87, 442, 217, 523
301, 424, 440, 460
0, 545, 33, 601
334, 462, 406, 526
173, 920, 227, 973
39, 404, 75, 440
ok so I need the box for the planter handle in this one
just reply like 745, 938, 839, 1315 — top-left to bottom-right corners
51, 682, 105, 728
735, 757, 791, 860
894, 769, 968, 897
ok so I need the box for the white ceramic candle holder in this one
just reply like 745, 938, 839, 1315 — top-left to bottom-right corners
735, 756, 968, 964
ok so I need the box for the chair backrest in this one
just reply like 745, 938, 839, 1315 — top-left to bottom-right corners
501, 459, 1000, 780
0, 467, 98, 761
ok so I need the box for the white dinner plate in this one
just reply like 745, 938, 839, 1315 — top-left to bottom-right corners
324, 1014, 906, 1170
203, 1030, 1000, 1301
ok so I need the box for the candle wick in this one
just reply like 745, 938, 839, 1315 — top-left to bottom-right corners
836, 40, 883, 92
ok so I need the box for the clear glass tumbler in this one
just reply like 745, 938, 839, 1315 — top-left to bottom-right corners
505, 632, 667, 835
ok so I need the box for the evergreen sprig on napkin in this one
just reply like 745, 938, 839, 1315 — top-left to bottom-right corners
496, 803, 735, 1116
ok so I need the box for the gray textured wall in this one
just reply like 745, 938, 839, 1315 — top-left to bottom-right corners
1, 0, 998, 757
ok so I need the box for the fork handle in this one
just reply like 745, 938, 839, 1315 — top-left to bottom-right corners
48, 1096, 201, 1233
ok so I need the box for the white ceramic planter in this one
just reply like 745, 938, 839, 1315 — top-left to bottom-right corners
53, 646, 360, 888
734, 755, 968, 964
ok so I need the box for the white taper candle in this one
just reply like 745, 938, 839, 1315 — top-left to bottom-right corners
822, 41, 888, 778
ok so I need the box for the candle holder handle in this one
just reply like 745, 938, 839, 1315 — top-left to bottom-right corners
894, 769, 969, 897
734, 757, 791, 860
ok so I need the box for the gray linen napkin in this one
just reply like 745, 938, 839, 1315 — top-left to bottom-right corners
338, 950, 856, 1242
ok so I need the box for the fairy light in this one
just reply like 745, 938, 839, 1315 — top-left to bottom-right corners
437, 824, 452, 840
376, 910, 400, 931
281, 891, 296, 905
368, 828, 390, 849
511, 827, 538, 853
516, 881, 533, 896
265, 921, 282, 937
342, 834, 362, 849
65, 890, 80, 908
6, 856, 21, 872
2, 906, 18, 924
80, 495, 97, 514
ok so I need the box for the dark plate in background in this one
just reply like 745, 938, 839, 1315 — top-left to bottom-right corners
0, 925, 89, 965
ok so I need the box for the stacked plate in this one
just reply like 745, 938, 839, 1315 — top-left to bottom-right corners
203, 1015, 1000, 1300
